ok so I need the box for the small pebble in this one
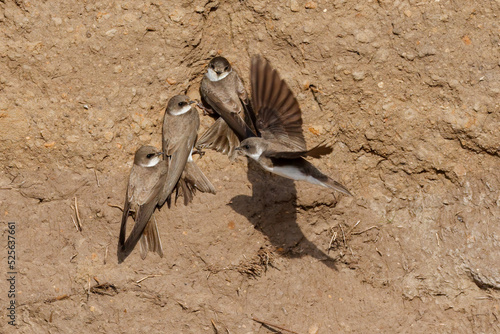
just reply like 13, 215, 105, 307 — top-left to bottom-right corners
105, 28, 117, 37
290, 0, 300, 12
66, 135, 79, 143
122, 12, 138, 23
308, 324, 320, 334
302, 79, 310, 90
453, 164, 467, 177
352, 71, 365, 81
52, 17, 62, 26
355, 30, 375, 43
139, 134, 151, 142
170, 8, 185, 22
305, 1, 317, 9
103, 131, 114, 142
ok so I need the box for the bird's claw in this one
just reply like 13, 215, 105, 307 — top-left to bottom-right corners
195, 101, 214, 116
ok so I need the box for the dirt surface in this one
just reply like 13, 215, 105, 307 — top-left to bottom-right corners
1, 0, 499, 333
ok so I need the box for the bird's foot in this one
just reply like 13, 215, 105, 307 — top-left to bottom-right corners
195, 101, 214, 116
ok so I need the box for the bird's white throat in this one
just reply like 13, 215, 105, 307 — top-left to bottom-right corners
143, 156, 161, 167
244, 145, 264, 161
170, 104, 192, 116
206, 68, 231, 82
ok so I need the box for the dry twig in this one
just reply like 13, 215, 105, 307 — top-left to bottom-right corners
71, 215, 79, 232
74, 197, 82, 231
108, 203, 124, 211
327, 230, 337, 253
86, 276, 91, 301
104, 245, 108, 265
346, 220, 361, 235
351, 226, 379, 235
94, 169, 100, 187
44, 294, 70, 304
252, 317, 299, 334
136, 274, 161, 284
339, 223, 346, 246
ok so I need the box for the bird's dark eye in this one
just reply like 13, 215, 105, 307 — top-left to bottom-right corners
210, 63, 215, 69
224, 66, 229, 72
178, 101, 186, 107
244, 145, 250, 149
146, 153, 155, 159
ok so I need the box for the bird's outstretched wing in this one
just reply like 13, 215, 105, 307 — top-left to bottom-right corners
251, 55, 306, 151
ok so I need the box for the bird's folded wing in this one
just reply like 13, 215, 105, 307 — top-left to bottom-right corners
117, 168, 166, 263
201, 81, 256, 141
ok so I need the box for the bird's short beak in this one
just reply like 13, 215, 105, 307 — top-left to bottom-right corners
234, 146, 242, 151
188, 100, 196, 105
157, 151, 164, 156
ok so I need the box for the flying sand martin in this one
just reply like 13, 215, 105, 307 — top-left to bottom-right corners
159, 95, 216, 207
235, 56, 352, 196
197, 56, 257, 160
117, 146, 168, 263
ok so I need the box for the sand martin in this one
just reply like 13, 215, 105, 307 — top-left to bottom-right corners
235, 56, 352, 196
117, 146, 168, 263
159, 95, 216, 207
197, 56, 257, 160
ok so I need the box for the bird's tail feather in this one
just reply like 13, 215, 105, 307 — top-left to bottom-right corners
139, 216, 164, 260
170, 161, 216, 206
184, 161, 216, 194
322, 178, 353, 196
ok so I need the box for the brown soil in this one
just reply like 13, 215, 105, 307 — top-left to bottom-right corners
1, 0, 499, 333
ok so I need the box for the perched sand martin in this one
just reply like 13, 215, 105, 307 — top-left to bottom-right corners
117, 146, 168, 263
197, 56, 257, 160
235, 56, 352, 196
159, 95, 216, 207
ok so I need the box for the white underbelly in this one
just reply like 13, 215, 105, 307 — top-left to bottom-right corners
267, 165, 324, 186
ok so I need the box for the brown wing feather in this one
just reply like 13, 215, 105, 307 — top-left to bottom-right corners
158, 112, 198, 207
117, 164, 167, 263
236, 75, 257, 133
197, 117, 240, 160
158, 149, 191, 207
201, 76, 256, 141
117, 187, 131, 262
171, 161, 216, 206
117, 196, 158, 262
251, 55, 306, 150
139, 217, 163, 260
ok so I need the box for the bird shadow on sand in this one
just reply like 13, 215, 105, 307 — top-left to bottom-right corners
229, 159, 338, 271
